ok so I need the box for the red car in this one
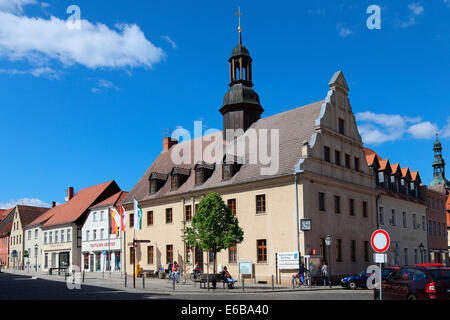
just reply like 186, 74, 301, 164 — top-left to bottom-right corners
382, 265, 450, 300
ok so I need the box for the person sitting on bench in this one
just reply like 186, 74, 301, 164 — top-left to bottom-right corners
221, 266, 236, 289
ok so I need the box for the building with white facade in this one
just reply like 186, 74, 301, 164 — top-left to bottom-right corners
81, 191, 127, 273
365, 148, 429, 266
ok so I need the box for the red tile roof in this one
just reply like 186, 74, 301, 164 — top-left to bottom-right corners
401, 167, 410, 178
30, 181, 120, 228
410, 171, 421, 182
16, 205, 49, 227
0, 208, 13, 222
379, 159, 390, 171
89, 191, 128, 210
0, 208, 15, 237
391, 163, 401, 174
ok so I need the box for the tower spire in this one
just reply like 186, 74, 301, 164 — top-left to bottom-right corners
430, 132, 447, 187
236, 6, 242, 45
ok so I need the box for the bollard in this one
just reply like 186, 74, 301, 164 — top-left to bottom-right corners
272, 275, 274, 291
242, 277, 244, 292
207, 275, 210, 291
292, 275, 295, 289
125, 272, 127, 287
64, 271, 67, 281
173, 276, 176, 291
143, 273, 145, 289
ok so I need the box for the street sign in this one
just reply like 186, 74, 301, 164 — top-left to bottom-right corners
371, 229, 390, 253
134, 240, 151, 243
238, 261, 252, 275
276, 252, 300, 270
374, 253, 387, 263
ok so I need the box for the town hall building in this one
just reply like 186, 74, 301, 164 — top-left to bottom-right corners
122, 26, 379, 284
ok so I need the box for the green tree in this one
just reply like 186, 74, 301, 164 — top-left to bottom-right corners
185, 192, 244, 274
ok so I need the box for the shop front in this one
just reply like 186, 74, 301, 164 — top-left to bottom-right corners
81, 238, 122, 273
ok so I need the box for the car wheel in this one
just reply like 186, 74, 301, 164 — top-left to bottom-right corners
407, 294, 416, 300
348, 281, 357, 290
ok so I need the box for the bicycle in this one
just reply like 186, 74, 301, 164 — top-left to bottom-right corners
294, 271, 311, 287
190, 270, 202, 281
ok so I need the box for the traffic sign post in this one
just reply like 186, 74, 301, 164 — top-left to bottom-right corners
129, 239, 151, 288
370, 229, 391, 301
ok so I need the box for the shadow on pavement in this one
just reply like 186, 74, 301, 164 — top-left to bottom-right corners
0, 272, 175, 300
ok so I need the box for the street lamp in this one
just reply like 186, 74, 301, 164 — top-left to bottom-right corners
34, 244, 38, 272
325, 235, 332, 288
419, 243, 424, 264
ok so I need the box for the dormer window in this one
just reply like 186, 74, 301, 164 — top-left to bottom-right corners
194, 162, 215, 185
222, 155, 243, 180
149, 172, 168, 194
170, 167, 190, 190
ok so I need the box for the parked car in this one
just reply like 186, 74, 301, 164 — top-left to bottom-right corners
382, 265, 450, 300
342, 267, 399, 290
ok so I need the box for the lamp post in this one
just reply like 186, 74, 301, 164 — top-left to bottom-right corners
325, 235, 332, 288
34, 244, 37, 272
419, 243, 424, 264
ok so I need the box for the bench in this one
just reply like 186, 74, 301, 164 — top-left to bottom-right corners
142, 270, 157, 278
49, 267, 68, 275
196, 273, 231, 289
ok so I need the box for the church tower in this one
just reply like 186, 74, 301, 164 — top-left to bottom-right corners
220, 8, 264, 141
430, 133, 449, 187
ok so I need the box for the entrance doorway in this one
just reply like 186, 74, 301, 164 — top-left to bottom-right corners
195, 247, 203, 269
59, 252, 70, 268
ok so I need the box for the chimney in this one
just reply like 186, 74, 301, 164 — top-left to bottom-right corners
52, 201, 56, 208
66, 187, 74, 202
163, 137, 178, 152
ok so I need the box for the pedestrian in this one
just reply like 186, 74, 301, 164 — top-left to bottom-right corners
168, 262, 173, 281
221, 266, 236, 289
172, 261, 180, 283
193, 262, 201, 279
321, 262, 329, 286
298, 263, 308, 286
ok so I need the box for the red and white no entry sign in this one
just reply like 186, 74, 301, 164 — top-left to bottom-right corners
370, 229, 390, 253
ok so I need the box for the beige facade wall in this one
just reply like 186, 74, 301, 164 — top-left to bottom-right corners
9, 208, 24, 269
125, 177, 300, 284
377, 195, 428, 266
41, 224, 79, 270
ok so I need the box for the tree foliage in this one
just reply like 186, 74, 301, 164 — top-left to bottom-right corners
185, 192, 244, 270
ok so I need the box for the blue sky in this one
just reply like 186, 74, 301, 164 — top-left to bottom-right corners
0, 0, 449, 208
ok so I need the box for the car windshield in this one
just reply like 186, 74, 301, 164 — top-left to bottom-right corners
430, 269, 450, 281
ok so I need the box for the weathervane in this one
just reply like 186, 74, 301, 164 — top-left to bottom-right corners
235, 6, 243, 44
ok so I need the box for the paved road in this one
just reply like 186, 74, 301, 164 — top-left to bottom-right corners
0, 272, 373, 300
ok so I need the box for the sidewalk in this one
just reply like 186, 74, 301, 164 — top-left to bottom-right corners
1, 269, 345, 295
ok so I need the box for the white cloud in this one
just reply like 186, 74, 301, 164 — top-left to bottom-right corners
408, 3, 424, 15
356, 111, 446, 145
441, 117, 450, 138
400, 3, 424, 28
339, 27, 353, 38
0, 66, 58, 78
91, 79, 120, 93
161, 35, 177, 49
0, 9, 165, 73
0, 0, 37, 14
0, 198, 51, 209
407, 121, 438, 139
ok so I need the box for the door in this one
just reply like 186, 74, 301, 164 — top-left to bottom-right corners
59, 252, 70, 268
195, 247, 203, 270
89, 254, 94, 272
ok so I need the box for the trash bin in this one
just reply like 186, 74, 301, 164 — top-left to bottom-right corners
135, 264, 140, 277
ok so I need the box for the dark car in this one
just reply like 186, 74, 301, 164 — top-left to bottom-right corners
342, 267, 399, 290
382, 265, 450, 300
